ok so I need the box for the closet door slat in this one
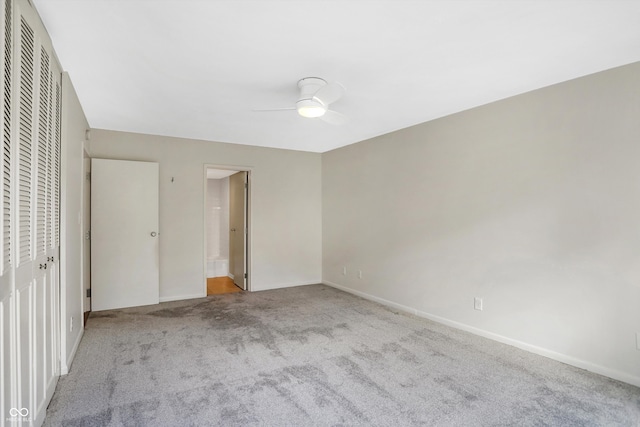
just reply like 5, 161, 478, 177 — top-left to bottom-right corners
36, 47, 50, 256
1, 0, 12, 271
17, 16, 34, 265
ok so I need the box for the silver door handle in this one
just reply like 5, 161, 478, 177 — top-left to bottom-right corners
151, 232, 158, 237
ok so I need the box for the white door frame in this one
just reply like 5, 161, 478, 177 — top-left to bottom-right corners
202, 164, 252, 294
81, 148, 91, 314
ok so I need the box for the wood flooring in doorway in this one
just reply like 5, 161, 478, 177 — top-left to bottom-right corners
207, 276, 243, 295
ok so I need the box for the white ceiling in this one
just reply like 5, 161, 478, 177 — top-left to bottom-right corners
33, 0, 640, 153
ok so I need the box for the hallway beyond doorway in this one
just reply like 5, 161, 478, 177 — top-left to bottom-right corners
207, 277, 243, 295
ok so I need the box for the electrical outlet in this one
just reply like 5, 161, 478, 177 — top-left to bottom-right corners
342, 266, 347, 276
358, 270, 362, 279
474, 297, 483, 311
70, 316, 74, 332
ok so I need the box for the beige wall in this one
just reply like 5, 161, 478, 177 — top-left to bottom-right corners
88, 130, 322, 299
60, 72, 89, 373
322, 62, 640, 386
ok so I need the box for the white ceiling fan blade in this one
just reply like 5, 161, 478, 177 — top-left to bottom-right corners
313, 82, 345, 106
320, 109, 348, 125
252, 107, 296, 112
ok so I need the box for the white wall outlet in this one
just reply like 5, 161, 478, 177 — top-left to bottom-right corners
342, 266, 347, 276
70, 316, 74, 332
358, 270, 363, 279
474, 297, 483, 311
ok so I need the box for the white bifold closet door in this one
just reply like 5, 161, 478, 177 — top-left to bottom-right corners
0, 0, 11, 420
91, 159, 160, 312
1, 0, 62, 424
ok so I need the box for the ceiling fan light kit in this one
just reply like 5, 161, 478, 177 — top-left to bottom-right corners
297, 99, 326, 118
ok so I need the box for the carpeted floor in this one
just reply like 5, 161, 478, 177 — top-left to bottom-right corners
45, 284, 640, 426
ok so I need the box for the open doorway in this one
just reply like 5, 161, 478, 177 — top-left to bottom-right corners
204, 166, 250, 295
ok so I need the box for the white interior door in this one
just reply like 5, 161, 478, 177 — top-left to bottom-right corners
91, 159, 159, 311
229, 171, 247, 290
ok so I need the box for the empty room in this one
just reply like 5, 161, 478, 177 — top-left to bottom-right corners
1, 0, 639, 425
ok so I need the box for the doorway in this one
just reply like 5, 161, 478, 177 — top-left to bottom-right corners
204, 167, 250, 295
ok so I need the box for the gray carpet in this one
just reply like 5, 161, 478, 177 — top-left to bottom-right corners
45, 284, 639, 426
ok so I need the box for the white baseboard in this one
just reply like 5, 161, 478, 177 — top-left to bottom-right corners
61, 327, 84, 375
323, 281, 640, 388
251, 281, 318, 292
159, 292, 206, 303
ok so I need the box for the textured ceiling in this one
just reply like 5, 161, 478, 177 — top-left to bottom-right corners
33, 0, 640, 153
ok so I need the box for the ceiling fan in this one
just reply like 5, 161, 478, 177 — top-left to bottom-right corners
254, 77, 348, 125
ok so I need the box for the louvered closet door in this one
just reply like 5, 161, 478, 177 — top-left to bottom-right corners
0, 0, 14, 423
11, 0, 61, 424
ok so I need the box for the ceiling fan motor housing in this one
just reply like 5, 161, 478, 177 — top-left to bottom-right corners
297, 77, 327, 104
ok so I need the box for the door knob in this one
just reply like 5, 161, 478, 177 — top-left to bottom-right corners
150, 232, 157, 237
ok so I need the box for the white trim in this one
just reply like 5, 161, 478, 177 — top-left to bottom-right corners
323, 280, 640, 388
80, 146, 91, 315
159, 293, 205, 303
60, 327, 83, 375
253, 281, 319, 292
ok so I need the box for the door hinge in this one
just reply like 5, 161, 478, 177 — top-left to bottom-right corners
244, 273, 247, 279
86, 172, 91, 181
85, 230, 91, 240
86, 289, 91, 298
